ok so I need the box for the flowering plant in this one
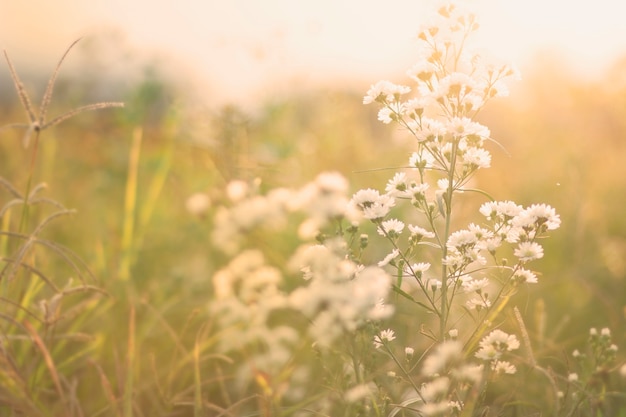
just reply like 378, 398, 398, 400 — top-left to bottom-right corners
205, 3, 624, 416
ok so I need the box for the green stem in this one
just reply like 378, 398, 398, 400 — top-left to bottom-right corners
18, 129, 41, 234
439, 141, 458, 340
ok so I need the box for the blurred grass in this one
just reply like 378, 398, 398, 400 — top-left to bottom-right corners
1, 50, 625, 414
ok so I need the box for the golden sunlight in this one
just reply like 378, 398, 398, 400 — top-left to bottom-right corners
2, 0, 625, 105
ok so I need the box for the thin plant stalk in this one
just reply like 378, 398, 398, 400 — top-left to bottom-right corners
123, 306, 135, 417
119, 128, 142, 282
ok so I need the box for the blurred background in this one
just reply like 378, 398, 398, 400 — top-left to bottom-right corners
2, 0, 626, 107
0, 1, 625, 410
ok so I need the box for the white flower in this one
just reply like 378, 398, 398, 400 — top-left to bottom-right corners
492, 360, 517, 374
568, 373, 579, 382
373, 328, 396, 349
462, 146, 491, 169
403, 97, 432, 119
512, 268, 538, 284
480, 200, 523, 221
185, 192, 211, 216
406, 61, 437, 83
475, 329, 520, 361
466, 296, 491, 310
377, 219, 405, 237
518, 204, 561, 231
421, 376, 450, 401
446, 117, 490, 141
351, 189, 395, 220
226, 180, 250, 202
409, 151, 435, 169
514, 241, 544, 262
407, 262, 431, 275
421, 340, 463, 375
344, 383, 373, 402
461, 277, 489, 293
378, 107, 395, 124
385, 172, 409, 197
363, 80, 410, 104
405, 347, 415, 358
315, 171, 349, 194
408, 224, 436, 239
378, 249, 400, 267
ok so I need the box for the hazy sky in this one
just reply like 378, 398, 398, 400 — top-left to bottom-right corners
2, 1, 626, 106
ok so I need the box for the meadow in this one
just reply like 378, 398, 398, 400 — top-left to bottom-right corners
1, 4, 625, 416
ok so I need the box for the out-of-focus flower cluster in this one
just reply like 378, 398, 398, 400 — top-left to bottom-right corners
209, 172, 393, 375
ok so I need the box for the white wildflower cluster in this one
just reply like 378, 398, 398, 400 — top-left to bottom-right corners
289, 242, 393, 346
475, 329, 520, 375
587, 327, 619, 371
480, 201, 561, 263
210, 172, 393, 370
202, 2, 577, 414
363, 4, 519, 192
396, 340, 483, 416
210, 250, 297, 371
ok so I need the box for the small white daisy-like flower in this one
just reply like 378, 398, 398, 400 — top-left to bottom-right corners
408, 224, 436, 239
514, 241, 544, 262
520, 203, 561, 230
462, 146, 491, 169
351, 188, 383, 208
378, 249, 400, 267
408, 182, 430, 202
377, 219, 405, 238
373, 328, 396, 349
409, 151, 435, 169
378, 107, 395, 124
351, 189, 396, 221
480, 200, 523, 221
446, 117, 490, 140
405, 347, 415, 358
438, 72, 476, 98
363, 80, 410, 104
466, 296, 491, 311
409, 262, 431, 274
412, 118, 446, 143
406, 61, 437, 83
492, 360, 517, 374
461, 277, 489, 293
475, 329, 520, 361
447, 229, 478, 252
385, 172, 409, 197
568, 373, 579, 382
512, 268, 538, 284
